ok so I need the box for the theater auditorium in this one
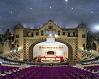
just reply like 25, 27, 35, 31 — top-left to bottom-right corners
0, 20, 98, 79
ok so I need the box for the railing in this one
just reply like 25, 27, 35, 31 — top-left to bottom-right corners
0, 56, 69, 66
82, 56, 99, 65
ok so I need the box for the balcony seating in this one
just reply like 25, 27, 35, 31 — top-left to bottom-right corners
0, 65, 19, 74
84, 65, 99, 72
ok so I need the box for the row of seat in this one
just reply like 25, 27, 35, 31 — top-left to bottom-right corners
0, 66, 98, 79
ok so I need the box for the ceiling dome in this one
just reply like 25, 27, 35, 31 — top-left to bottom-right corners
14, 24, 24, 29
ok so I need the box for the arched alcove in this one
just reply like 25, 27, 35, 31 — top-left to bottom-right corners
28, 39, 73, 62
92, 42, 96, 50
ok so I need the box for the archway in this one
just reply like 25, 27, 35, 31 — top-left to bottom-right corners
28, 39, 73, 62
92, 42, 96, 50
47, 51, 54, 55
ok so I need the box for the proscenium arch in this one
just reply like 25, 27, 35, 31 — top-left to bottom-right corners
28, 39, 73, 62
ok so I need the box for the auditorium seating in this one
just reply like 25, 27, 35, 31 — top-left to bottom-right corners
0, 66, 98, 79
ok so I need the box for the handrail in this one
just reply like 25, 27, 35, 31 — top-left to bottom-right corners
0, 56, 69, 65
